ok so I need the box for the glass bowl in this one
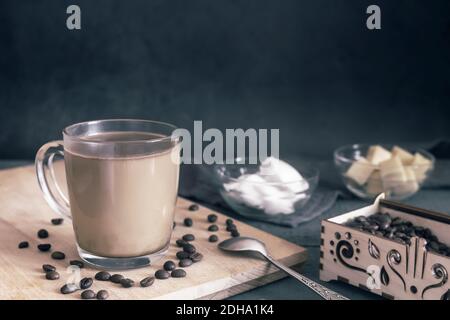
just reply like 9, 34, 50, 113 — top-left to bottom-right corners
334, 144, 435, 200
214, 158, 319, 218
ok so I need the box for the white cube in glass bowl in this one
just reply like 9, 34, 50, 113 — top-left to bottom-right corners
214, 158, 319, 219
334, 144, 435, 200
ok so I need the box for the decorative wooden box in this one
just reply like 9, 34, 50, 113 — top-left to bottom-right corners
320, 195, 450, 300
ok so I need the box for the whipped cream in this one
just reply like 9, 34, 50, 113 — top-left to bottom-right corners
224, 157, 309, 215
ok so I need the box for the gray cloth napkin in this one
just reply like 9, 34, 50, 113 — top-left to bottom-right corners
178, 163, 340, 227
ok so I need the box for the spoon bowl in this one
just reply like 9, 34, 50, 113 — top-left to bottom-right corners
219, 237, 268, 256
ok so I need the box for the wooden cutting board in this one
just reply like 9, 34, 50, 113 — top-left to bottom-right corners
0, 164, 307, 300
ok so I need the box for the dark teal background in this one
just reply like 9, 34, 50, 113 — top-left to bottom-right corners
1, 1, 450, 300
1, 0, 450, 159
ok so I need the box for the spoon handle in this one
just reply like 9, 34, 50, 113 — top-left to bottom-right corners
265, 255, 349, 300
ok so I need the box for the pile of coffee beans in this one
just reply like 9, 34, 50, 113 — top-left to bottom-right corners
345, 212, 450, 256
58, 273, 110, 299
225, 219, 240, 237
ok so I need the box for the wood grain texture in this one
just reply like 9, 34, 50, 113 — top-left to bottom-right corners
0, 165, 307, 300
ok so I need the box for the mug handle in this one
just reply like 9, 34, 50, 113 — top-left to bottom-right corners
35, 141, 71, 219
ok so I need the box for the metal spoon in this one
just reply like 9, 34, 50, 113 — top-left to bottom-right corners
219, 236, 349, 300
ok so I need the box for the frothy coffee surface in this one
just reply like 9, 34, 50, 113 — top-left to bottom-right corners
65, 131, 180, 258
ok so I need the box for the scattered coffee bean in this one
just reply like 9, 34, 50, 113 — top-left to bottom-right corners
95, 271, 111, 281
179, 258, 193, 268
70, 260, 84, 268
163, 260, 176, 271
81, 289, 96, 299
110, 274, 124, 284
176, 239, 188, 247
140, 276, 155, 287
60, 283, 79, 294
18, 241, 29, 249
226, 224, 237, 232
80, 277, 93, 289
42, 264, 56, 273
208, 224, 218, 232
171, 269, 187, 278
37, 229, 49, 239
231, 230, 240, 237
51, 218, 64, 225
155, 269, 170, 279
45, 271, 60, 280
182, 234, 195, 242
207, 214, 217, 223
226, 218, 234, 225
183, 244, 196, 254
51, 251, 66, 260
188, 204, 199, 211
176, 251, 190, 260
120, 278, 135, 288
209, 235, 218, 243
37, 243, 51, 252
189, 252, 203, 263
97, 290, 109, 300
184, 218, 193, 227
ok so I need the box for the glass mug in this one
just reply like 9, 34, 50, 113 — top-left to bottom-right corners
36, 119, 181, 269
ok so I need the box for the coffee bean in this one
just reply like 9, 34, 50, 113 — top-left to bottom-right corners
155, 269, 170, 279
208, 224, 218, 232
184, 218, 193, 227
395, 232, 407, 238
226, 218, 234, 225
355, 216, 367, 223
171, 269, 186, 278
37, 229, 49, 239
37, 243, 51, 252
60, 283, 79, 294
176, 239, 188, 247
18, 241, 29, 249
226, 224, 237, 232
208, 235, 218, 243
183, 244, 196, 254
207, 214, 217, 223
429, 241, 440, 251
80, 277, 93, 289
45, 271, 60, 280
140, 276, 155, 287
42, 264, 56, 273
189, 252, 203, 263
120, 278, 135, 288
95, 271, 111, 281
70, 260, 84, 268
51, 218, 64, 225
163, 260, 176, 271
179, 258, 193, 268
182, 234, 195, 242
110, 274, 124, 284
188, 204, 199, 211
81, 290, 96, 299
231, 230, 240, 237
176, 251, 190, 260
97, 290, 109, 300
51, 251, 65, 260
